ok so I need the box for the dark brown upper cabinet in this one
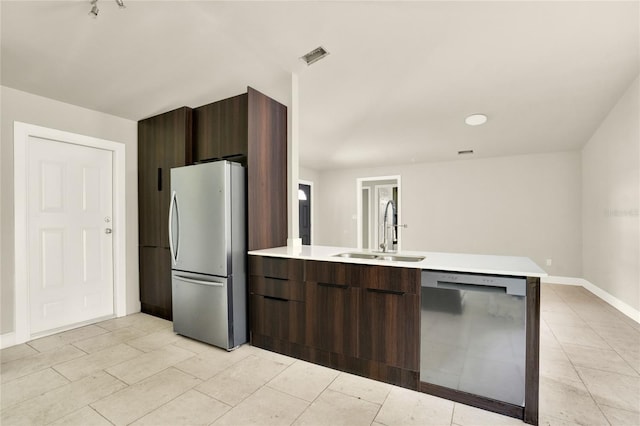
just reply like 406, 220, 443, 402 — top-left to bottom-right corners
194, 94, 248, 162
138, 106, 193, 248
194, 87, 287, 251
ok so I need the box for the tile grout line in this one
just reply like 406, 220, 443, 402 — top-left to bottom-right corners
0, 367, 71, 411
200, 354, 294, 420
121, 366, 205, 426
369, 384, 393, 426
544, 286, 640, 372
283, 365, 343, 425
571, 366, 614, 426
550, 287, 620, 426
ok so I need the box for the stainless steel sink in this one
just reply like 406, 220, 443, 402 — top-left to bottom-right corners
376, 254, 425, 262
333, 252, 425, 262
334, 252, 378, 260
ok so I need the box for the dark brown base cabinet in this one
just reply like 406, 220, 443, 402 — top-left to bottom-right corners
305, 282, 357, 357
249, 256, 540, 425
139, 247, 172, 320
358, 289, 419, 370
249, 256, 421, 389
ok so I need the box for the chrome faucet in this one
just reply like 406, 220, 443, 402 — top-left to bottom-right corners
379, 199, 407, 253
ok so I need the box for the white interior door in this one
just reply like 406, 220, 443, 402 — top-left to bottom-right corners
27, 136, 114, 334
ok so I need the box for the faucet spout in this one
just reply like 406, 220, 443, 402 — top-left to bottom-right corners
379, 199, 396, 253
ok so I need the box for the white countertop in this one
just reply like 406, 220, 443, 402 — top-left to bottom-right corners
248, 245, 548, 277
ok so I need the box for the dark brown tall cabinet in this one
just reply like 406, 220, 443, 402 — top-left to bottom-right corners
138, 107, 193, 320
194, 87, 288, 251
138, 87, 287, 320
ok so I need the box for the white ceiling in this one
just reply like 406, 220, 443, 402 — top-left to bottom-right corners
2, 1, 638, 170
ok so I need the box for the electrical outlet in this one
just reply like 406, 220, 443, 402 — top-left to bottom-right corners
546, 259, 552, 266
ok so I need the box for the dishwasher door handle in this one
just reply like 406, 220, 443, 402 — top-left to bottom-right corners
436, 281, 506, 294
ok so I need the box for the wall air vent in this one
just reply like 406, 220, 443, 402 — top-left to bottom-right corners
301, 46, 329, 66
458, 150, 474, 155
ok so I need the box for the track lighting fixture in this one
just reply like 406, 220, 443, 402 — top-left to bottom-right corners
88, 0, 98, 18
88, 0, 126, 18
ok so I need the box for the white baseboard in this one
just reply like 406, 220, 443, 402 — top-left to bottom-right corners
0, 332, 16, 349
581, 279, 640, 324
542, 276, 582, 286
543, 276, 640, 324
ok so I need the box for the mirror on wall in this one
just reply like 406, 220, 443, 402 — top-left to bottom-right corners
357, 176, 402, 251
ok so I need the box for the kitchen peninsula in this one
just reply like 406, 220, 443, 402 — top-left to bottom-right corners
248, 245, 547, 425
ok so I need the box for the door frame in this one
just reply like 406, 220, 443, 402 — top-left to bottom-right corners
13, 121, 127, 344
374, 184, 396, 251
356, 175, 402, 251
361, 186, 371, 250
299, 179, 314, 245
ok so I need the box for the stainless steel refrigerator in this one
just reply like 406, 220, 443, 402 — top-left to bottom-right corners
169, 160, 247, 350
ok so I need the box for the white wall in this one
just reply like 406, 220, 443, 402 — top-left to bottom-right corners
314, 151, 582, 277
582, 76, 640, 312
0, 86, 140, 335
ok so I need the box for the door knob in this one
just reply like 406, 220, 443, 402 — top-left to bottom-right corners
105, 228, 112, 234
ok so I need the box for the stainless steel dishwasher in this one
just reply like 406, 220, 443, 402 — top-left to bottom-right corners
420, 271, 526, 406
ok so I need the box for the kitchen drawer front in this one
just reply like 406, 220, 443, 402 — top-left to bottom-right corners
250, 256, 304, 281
250, 275, 305, 302
305, 260, 360, 287
250, 294, 305, 344
306, 261, 420, 294
358, 265, 420, 295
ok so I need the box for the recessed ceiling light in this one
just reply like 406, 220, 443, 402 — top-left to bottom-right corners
300, 46, 329, 66
465, 114, 487, 126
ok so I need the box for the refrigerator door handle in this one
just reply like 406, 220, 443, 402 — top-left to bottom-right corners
169, 191, 179, 264
174, 275, 224, 287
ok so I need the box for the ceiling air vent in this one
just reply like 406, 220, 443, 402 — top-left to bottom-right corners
458, 150, 474, 155
301, 46, 329, 66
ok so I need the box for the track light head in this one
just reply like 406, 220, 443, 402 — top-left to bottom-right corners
88, 0, 126, 18
88, 1, 99, 18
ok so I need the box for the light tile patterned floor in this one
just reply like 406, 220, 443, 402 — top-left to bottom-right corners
1, 284, 639, 425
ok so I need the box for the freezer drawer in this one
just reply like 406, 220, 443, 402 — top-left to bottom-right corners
172, 272, 232, 350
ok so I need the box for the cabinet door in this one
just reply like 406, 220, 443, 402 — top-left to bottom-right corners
358, 288, 419, 370
305, 282, 357, 356
247, 87, 287, 251
158, 107, 192, 247
139, 247, 172, 320
250, 294, 305, 344
138, 119, 163, 247
138, 107, 192, 248
194, 94, 248, 162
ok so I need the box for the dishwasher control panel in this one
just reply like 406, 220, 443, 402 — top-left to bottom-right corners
421, 271, 526, 297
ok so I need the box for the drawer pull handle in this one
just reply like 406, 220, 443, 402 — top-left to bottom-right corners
263, 295, 288, 302
265, 276, 288, 281
318, 282, 348, 289
366, 288, 406, 296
